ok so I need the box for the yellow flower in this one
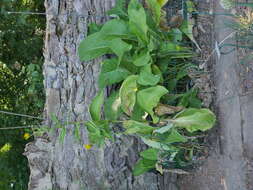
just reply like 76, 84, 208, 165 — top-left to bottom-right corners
133, 88, 138, 92
23, 133, 31, 140
84, 144, 92, 150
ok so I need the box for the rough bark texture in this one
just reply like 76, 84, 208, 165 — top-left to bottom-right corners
24, 0, 177, 189
25, 0, 253, 189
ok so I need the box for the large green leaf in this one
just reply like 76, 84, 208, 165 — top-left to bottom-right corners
78, 19, 132, 61
140, 148, 159, 160
100, 19, 132, 39
137, 64, 160, 86
104, 91, 122, 121
146, 0, 161, 25
99, 59, 131, 89
89, 91, 104, 121
123, 120, 154, 135
108, 38, 132, 61
119, 75, 138, 115
78, 32, 110, 61
128, 0, 148, 42
164, 129, 187, 143
173, 108, 216, 132
133, 50, 151, 67
133, 158, 156, 176
137, 86, 168, 123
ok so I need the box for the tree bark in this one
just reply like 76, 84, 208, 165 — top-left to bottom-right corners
24, 0, 177, 189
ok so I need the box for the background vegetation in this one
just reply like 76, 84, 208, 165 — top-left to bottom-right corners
0, 0, 45, 189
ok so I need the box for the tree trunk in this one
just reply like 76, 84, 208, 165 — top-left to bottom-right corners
24, 0, 177, 189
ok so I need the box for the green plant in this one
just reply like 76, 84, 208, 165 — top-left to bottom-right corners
0, 0, 45, 189
78, 0, 216, 175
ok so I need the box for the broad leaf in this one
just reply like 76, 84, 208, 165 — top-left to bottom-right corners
99, 59, 131, 89
137, 86, 168, 123
89, 91, 104, 121
119, 75, 138, 115
104, 91, 122, 120
133, 50, 151, 67
108, 38, 132, 61
79, 19, 132, 61
100, 19, 132, 39
165, 129, 187, 143
146, 0, 161, 25
123, 120, 154, 135
137, 64, 160, 86
140, 148, 159, 160
173, 108, 216, 132
78, 32, 110, 61
128, 0, 148, 42
133, 158, 156, 176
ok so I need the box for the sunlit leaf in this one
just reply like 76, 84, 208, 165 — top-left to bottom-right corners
104, 91, 122, 120
123, 120, 154, 135
78, 32, 110, 61
119, 75, 138, 115
173, 108, 216, 132
137, 86, 168, 123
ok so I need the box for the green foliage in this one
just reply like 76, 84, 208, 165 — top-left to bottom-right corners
78, 0, 216, 176
173, 108, 216, 132
89, 91, 104, 121
0, 0, 45, 189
